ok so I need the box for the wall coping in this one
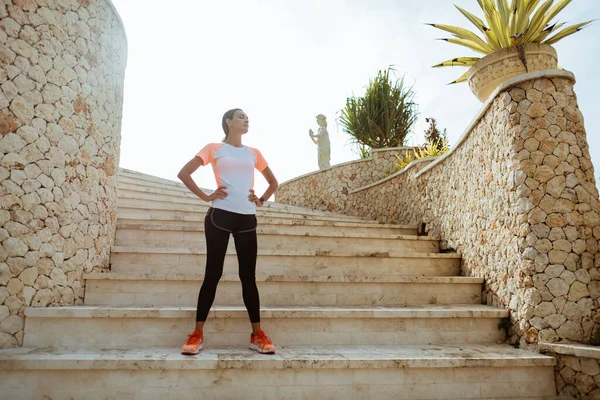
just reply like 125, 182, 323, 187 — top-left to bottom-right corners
540, 342, 600, 360
348, 157, 437, 194
413, 70, 575, 179
371, 146, 419, 155
279, 147, 418, 186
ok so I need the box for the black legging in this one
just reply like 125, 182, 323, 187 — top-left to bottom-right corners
196, 207, 260, 323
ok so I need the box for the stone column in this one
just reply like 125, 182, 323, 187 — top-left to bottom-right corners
508, 75, 600, 346
0, 0, 127, 348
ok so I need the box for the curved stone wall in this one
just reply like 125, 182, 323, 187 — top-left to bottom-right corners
278, 71, 600, 347
0, 0, 127, 348
276, 147, 415, 211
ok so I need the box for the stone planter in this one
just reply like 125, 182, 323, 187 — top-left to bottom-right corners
467, 43, 558, 102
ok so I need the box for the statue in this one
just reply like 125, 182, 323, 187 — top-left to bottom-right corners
308, 114, 331, 169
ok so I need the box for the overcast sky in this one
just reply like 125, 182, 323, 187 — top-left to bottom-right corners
111, 0, 599, 196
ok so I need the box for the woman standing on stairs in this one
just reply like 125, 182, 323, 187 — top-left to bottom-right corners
177, 108, 279, 355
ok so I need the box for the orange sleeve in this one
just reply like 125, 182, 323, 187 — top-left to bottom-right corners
251, 148, 268, 172
196, 143, 216, 166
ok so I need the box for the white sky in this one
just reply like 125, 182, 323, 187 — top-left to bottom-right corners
111, 0, 600, 197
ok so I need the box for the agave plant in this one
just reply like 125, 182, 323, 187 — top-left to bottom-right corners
429, 0, 592, 84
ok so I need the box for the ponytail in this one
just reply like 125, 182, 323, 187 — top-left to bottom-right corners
221, 108, 242, 142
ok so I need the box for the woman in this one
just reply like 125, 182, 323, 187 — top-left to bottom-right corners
177, 108, 279, 355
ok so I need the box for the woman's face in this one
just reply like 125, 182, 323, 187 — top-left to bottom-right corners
229, 110, 249, 134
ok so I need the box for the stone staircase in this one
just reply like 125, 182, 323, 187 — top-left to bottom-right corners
0, 168, 558, 399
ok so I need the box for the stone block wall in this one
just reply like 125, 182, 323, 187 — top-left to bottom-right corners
277, 71, 600, 348
0, 0, 127, 348
276, 147, 415, 211
541, 343, 600, 399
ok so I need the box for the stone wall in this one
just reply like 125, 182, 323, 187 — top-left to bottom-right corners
277, 147, 415, 211
0, 0, 127, 348
277, 71, 600, 347
541, 343, 600, 399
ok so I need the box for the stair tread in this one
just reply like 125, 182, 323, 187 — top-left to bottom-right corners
84, 272, 483, 284
0, 344, 555, 369
117, 213, 415, 229
25, 305, 508, 318
116, 226, 433, 242
116, 222, 427, 239
111, 246, 460, 258
116, 199, 378, 220
117, 194, 370, 221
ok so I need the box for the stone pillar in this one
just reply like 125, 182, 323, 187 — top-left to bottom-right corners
508, 75, 600, 346
0, 0, 127, 348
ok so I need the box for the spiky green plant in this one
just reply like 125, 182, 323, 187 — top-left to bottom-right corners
356, 143, 372, 159
340, 68, 418, 149
414, 137, 450, 159
428, 0, 593, 84
394, 137, 450, 171
394, 151, 415, 170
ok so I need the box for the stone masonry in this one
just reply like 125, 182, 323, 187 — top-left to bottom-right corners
0, 0, 127, 348
282, 147, 416, 212
277, 71, 600, 350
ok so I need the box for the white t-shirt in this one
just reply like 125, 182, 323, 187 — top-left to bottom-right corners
196, 143, 268, 215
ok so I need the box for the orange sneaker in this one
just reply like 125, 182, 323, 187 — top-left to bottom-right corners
249, 330, 276, 354
181, 330, 203, 355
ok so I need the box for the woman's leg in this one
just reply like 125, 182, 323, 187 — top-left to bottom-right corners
234, 215, 275, 354
233, 228, 260, 329
195, 210, 231, 327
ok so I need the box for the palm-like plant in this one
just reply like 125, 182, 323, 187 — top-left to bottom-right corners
340, 68, 418, 149
429, 0, 592, 84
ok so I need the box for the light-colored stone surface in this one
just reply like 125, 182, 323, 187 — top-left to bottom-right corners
0, 0, 127, 348
113, 224, 439, 253
0, 346, 555, 399
83, 272, 484, 307
277, 72, 600, 348
22, 305, 507, 348
468, 44, 558, 102
109, 245, 462, 277
273, 147, 419, 211
118, 168, 379, 221
1, 165, 561, 397
541, 343, 600, 399
118, 212, 417, 235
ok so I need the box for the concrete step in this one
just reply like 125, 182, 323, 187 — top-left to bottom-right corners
109, 246, 462, 276
118, 176, 207, 195
116, 198, 376, 224
83, 273, 483, 307
117, 213, 417, 235
114, 224, 439, 253
0, 345, 556, 399
23, 305, 507, 348
117, 174, 371, 219
118, 187, 365, 220
117, 204, 388, 226
118, 168, 187, 188
118, 169, 368, 219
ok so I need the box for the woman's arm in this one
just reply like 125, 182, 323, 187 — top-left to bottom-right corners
260, 167, 278, 202
177, 157, 227, 202
249, 166, 278, 206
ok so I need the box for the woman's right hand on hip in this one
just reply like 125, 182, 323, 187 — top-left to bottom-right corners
205, 186, 228, 201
